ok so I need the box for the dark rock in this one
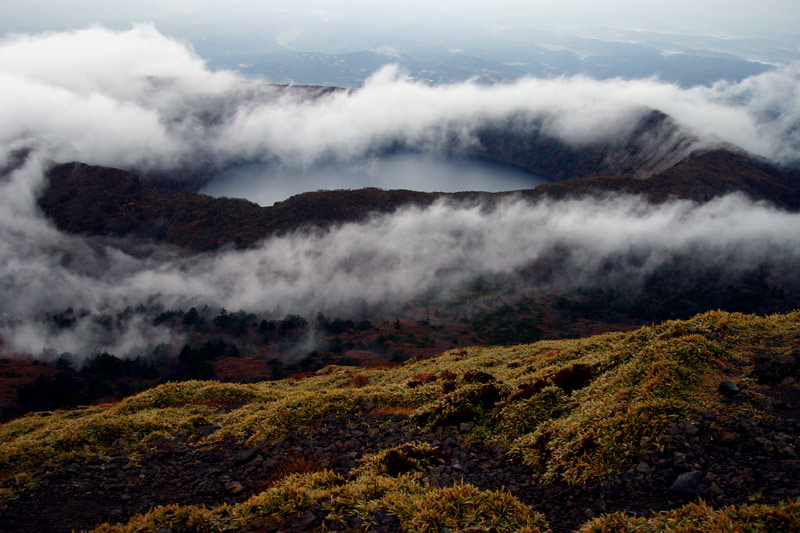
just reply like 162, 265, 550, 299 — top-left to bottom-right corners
753, 355, 799, 385
459, 422, 475, 433
713, 431, 741, 446
194, 424, 220, 439
723, 391, 754, 404
755, 436, 776, 454
679, 422, 699, 436
224, 481, 245, 495
718, 381, 740, 397
771, 398, 790, 410
233, 447, 259, 465
667, 470, 710, 500
364, 509, 402, 531
279, 508, 320, 530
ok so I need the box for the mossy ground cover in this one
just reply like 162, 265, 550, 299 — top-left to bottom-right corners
94, 443, 550, 532
2, 310, 799, 530
579, 499, 800, 532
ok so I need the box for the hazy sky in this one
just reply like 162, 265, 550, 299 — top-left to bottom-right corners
2, 1, 798, 58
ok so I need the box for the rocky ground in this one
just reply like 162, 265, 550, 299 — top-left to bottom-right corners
1, 373, 798, 533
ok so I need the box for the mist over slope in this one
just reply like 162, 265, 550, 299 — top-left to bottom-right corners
3, 154, 800, 359
1, 25, 800, 362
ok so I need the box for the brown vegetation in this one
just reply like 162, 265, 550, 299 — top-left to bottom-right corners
38, 149, 800, 254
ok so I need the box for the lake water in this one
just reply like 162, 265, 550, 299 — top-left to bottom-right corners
200, 153, 547, 206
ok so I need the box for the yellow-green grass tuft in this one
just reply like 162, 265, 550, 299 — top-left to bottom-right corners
92, 448, 550, 533
2, 310, 798, 486
579, 498, 800, 532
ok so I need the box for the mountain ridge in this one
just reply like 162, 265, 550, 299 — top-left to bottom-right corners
38, 148, 800, 252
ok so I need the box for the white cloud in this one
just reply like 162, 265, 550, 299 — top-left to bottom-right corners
0, 25, 798, 173
2, 152, 799, 356
0, 25, 799, 358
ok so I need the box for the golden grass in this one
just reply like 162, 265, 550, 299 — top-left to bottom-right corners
579, 498, 800, 532
4, 311, 799, 477
92, 445, 550, 533
2, 310, 800, 530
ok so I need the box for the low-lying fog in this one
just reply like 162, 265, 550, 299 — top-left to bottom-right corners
200, 154, 548, 205
2, 25, 800, 360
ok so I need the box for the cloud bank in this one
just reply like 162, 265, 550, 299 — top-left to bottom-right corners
1, 25, 799, 358
0, 24, 799, 177
2, 153, 800, 357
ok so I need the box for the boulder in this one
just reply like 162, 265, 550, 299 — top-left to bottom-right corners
718, 381, 740, 397
667, 470, 710, 500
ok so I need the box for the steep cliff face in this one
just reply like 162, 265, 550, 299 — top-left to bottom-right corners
526, 149, 800, 209
471, 109, 696, 181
